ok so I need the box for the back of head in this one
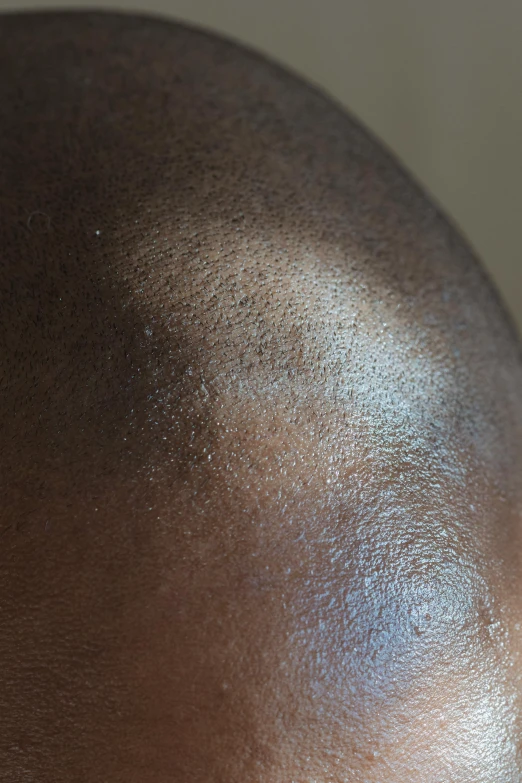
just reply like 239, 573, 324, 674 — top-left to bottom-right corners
1, 10, 522, 782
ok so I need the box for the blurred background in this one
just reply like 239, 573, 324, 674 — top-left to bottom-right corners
2, 0, 521, 335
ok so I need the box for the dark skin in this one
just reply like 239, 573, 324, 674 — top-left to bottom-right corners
1, 9, 522, 782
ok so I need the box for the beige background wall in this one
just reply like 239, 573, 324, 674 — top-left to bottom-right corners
2, 0, 521, 335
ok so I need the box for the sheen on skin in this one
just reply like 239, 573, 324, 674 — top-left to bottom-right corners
1, 10, 522, 782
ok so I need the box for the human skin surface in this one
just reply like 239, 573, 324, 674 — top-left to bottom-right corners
0, 9, 522, 782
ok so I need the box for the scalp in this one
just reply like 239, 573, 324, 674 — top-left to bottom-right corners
0, 10, 521, 486
1, 10, 522, 781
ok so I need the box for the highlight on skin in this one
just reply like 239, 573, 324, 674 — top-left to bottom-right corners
0, 9, 521, 782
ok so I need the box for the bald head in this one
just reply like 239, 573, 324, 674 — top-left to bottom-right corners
1, 10, 522, 782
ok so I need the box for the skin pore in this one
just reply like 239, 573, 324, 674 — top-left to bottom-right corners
1, 9, 522, 781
